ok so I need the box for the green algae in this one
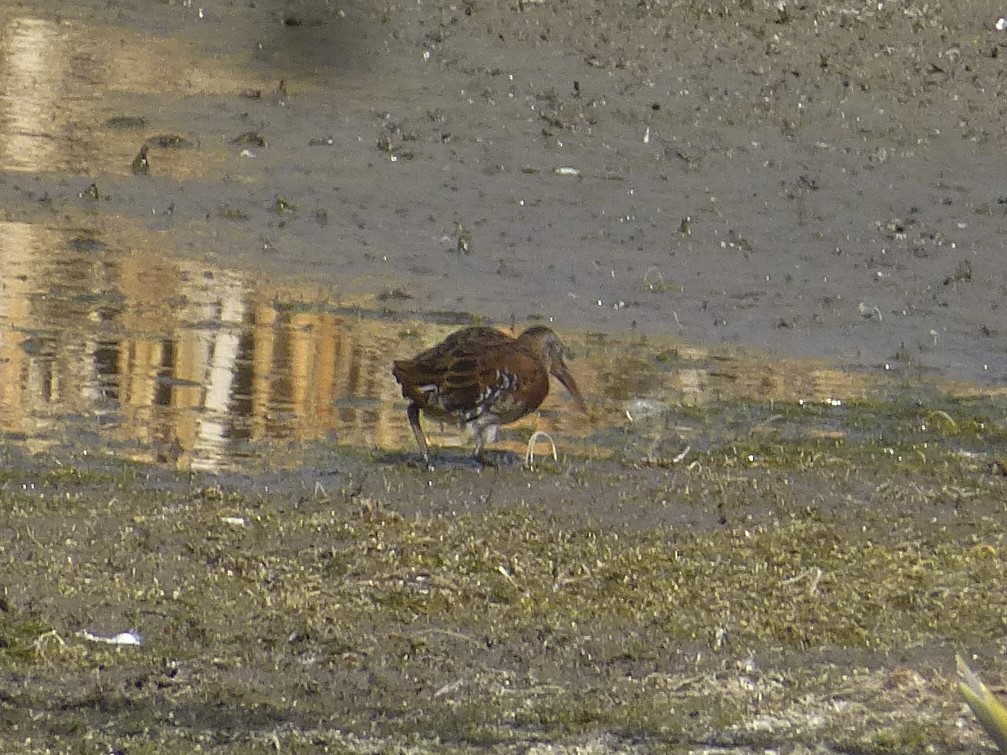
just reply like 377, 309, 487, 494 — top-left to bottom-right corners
1, 389, 1006, 752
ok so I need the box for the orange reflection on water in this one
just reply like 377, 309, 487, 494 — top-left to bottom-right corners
0, 219, 907, 472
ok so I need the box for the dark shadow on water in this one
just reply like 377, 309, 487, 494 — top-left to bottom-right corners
375, 449, 525, 471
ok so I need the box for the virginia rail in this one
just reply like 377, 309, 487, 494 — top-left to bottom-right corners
392, 326, 587, 464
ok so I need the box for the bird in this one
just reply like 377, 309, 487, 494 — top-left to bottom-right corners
392, 325, 588, 465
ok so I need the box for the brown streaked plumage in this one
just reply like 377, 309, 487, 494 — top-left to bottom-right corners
392, 326, 587, 464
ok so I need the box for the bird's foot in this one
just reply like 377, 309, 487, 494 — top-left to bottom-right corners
474, 451, 524, 468
403, 454, 435, 472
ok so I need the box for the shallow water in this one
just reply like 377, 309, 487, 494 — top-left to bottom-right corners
0, 5, 1003, 475
0, 12, 254, 177
0, 218, 975, 473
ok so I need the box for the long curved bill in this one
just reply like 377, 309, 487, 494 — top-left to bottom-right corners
551, 358, 588, 413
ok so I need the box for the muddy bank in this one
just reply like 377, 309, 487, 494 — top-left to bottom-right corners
1, 0, 1007, 752
1, 421, 1006, 752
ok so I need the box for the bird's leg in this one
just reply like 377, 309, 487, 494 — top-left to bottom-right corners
474, 432, 489, 466
472, 422, 498, 465
406, 403, 432, 467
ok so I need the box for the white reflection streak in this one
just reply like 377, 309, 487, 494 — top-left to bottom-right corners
0, 222, 34, 423
190, 273, 247, 472
0, 18, 63, 172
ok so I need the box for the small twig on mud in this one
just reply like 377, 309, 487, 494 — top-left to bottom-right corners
34, 630, 66, 662
24, 525, 43, 548
781, 567, 824, 596
413, 627, 481, 645
643, 266, 670, 292
525, 430, 558, 467
926, 409, 958, 431
497, 564, 521, 591
434, 677, 468, 698
497, 682, 566, 696
858, 301, 882, 322
640, 444, 691, 468
750, 415, 785, 435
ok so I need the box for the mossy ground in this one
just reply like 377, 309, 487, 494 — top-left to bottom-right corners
1, 395, 1006, 753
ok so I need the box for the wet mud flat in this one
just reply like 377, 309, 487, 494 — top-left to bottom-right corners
1, 0, 1007, 751
3, 389, 1007, 753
